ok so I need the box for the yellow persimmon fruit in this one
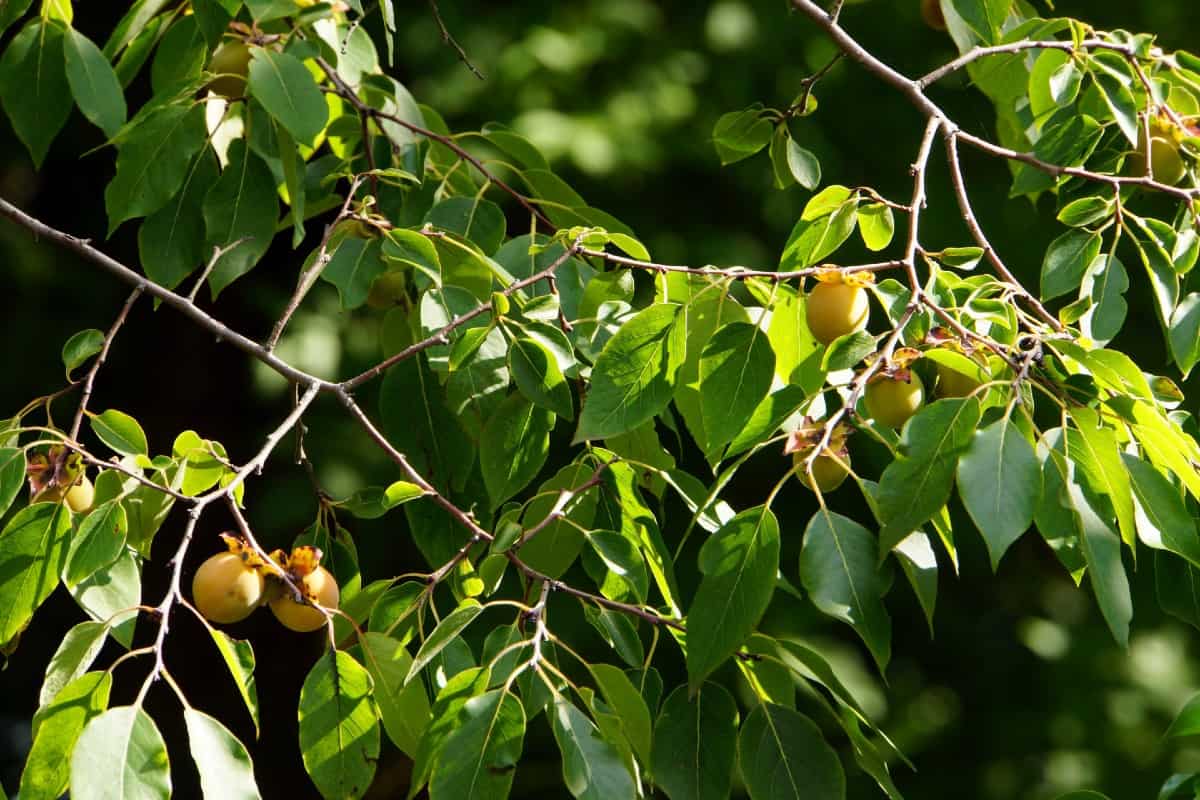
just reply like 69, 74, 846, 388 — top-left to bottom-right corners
192, 551, 266, 624
269, 566, 339, 632
806, 280, 870, 345
207, 41, 252, 98
865, 372, 925, 429
64, 476, 95, 514
793, 451, 850, 493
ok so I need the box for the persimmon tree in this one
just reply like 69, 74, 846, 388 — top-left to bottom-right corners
2, 0, 1200, 798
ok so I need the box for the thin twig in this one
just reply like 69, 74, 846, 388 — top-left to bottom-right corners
944, 133, 1063, 330
341, 235, 586, 390
187, 237, 252, 304
69, 287, 143, 441
266, 176, 365, 352
315, 58, 551, 229
136, 382, 321, 702
0, 196, 339, 390
427, 0, 484, 79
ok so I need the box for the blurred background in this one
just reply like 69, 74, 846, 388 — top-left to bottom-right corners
2, 0, 1200, 797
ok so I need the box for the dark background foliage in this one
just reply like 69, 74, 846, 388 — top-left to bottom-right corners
1, 1, 1198, 798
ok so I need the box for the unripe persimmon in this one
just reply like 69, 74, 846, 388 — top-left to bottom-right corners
793, 451, 849, 493
806, 280, 869, 345
35, 474, 95, 513
1130, 116, 1189, 185
865, 372, 925, 429
935, 363, 980, 398
207, 41, 251, 98
269, 566, 339, 632
192, 552, 266, 624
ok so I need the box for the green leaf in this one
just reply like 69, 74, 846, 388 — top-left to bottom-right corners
726, 384, 810, 459
202, 141, 278, 297
0, 0, 34, 37
1041, 230, 1101, 301
20, 672, 111, 800
509, 336, 574, 420
699, 322, 775, 451
105, 103, 208, 234
518, 461, 600, 578
1123, 455, 1200, 569
956, 418, 1041, 570
39, 621, 108, 709
586, 530, 649, 604
1057, 196, 1114, 227
481, 394, 554, 508
584, 605, 645, 668
820, 329, 875, 371
0, 503, 72, 646
63, 500, 128, 586
1169, 293, 1200, 378
360, 632, 432, 759
712, 107, 773, 165
61, 329, 105, 378
207, 628, 259, 735
738, 703, 845, 800
63, 27, 126, 137
589, 664, 652, 766
799, 509, 892, 672
69, 707, 171, 800
0, 20, 72, 167
686, 506, 780, 692
425, 197, 507, 255
183, 709, 261, 800
1166, 693, 1200, 739
575, 303, 685, 442
878, 398, 982, 553
1090, 67, 1139, 145
769, 128, 821, 190
894, 532, 939, 636
551, 698, 636, 800
276, 124, 306, 247
1156, 551, 1200, 632
1063, 462, 1132, 647
298, 650, 380, 800
246, 48, 328, 146
380, 354, 474, 494
408, 601, 484, 684
1081, 254, 1128, 344
651, 683, 738, 800
138, 149, 220, 291
0, 447, 24, 518
933, 246, 985, 271
322, 237, 387, 310
429, 689, 526, 800
1067, 407, 1136, 551
150, 15, 207, 93
779, 197, 857, 270
68, 548, 140, 647
89, 408, 148, 455
244, 0, 297, 22
858, 202, 895, 251
410, 667, 492, 796
950, 0, 1012, 42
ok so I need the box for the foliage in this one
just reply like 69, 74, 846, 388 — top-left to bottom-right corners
1, 0, 1200, 798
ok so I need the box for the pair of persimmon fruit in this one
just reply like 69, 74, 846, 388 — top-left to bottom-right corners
193, 536, 340, 632
796, 275, 981, 493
